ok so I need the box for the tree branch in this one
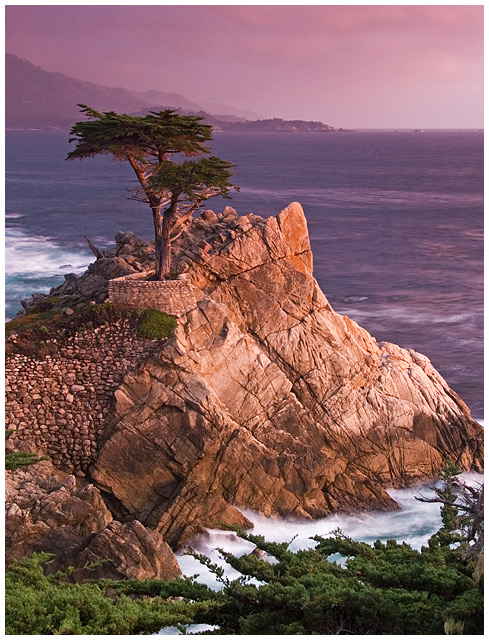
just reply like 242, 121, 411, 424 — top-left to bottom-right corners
84, 236, 104, 260
414, 495, 474, 512
126, 154, 161, 209
170, 225, 190, 242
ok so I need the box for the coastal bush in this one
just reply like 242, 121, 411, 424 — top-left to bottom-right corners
136, 309, 178, 340
5, 450, 48, 471
5, 430, 48, 471
78, 301, 118, 323
5, 554, 210, 635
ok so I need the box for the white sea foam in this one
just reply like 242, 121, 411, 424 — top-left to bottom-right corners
335, 304, 476, 327
5, 228, 92, 319
156, 624, 218, 635
344, 295, 369, 302
6, 228, 90, 278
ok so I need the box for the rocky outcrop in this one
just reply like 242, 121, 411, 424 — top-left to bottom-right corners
6, 202, 484, 562
5, 457, 182, 581
19, 231, 156, 313
56, 520, 181, 582
88, 203, 483, 547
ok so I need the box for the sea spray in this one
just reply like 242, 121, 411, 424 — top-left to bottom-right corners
5, 228, 90, 320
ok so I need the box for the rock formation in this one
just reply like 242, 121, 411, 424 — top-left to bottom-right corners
88, 203, 483, 546
6, 202, 483, 572
5, 455, 181, 581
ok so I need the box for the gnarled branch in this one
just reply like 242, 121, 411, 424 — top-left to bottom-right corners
85, 236, 104, 260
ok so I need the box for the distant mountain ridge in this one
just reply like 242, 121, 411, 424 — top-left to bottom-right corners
6, 54, 336, 132
6, 54, 206, 129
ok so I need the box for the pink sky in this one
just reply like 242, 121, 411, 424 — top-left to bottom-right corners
5, 5, 483, 128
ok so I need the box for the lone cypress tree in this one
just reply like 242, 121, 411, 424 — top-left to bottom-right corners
68, 105, 237, 279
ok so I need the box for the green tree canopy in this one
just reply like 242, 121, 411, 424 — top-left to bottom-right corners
68, 105, 237, 279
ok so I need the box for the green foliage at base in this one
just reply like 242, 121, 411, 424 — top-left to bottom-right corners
187, 528, 482, 635
5, 554, 214, 635
5, 468, 483, 635
136, 308, 178, 340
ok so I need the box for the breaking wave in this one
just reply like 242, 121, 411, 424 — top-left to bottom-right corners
5, 228, 90, 320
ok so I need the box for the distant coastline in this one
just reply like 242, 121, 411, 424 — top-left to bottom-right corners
7, 54, 342, 133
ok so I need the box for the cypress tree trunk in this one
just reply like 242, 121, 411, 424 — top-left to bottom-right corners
156, 203, 176, 280
160, 215, 172, 280
152, 207, 165, 281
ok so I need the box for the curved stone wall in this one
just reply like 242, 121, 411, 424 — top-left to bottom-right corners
108, 274, 203, 316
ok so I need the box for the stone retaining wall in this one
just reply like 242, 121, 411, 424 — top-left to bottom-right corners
108, 274, 202, 317
5, 321, 159, 476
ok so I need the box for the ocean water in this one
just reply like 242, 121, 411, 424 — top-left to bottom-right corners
6, 129, 483, 420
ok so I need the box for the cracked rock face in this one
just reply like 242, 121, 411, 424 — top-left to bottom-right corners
5, 458, 181, 581
91, 203, 483, 547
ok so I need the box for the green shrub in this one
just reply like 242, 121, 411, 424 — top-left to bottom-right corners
5, 311, 54, 335
78, 302, 118, 324
5, 431, 48, 470
5, 554, 206, 635
136, 309, 177, 340
6, 526, 483, 636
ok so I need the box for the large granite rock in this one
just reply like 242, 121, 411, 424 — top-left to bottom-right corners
5, 458, 181, 582
56, 520, 181, 582
90, 203, 483, 547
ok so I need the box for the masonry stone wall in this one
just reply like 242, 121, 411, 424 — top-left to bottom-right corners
108, 275, 202, 317
5, 321, 159, 476
6, 278, 203, 476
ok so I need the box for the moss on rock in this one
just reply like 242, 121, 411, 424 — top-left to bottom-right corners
136, 309, 178, 340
